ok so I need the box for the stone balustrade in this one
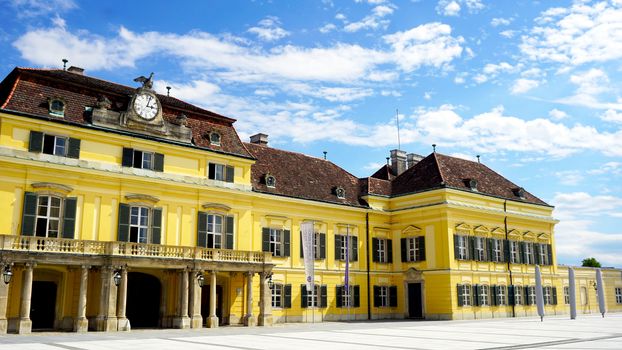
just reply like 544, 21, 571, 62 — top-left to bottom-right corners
0, 234, 270, 263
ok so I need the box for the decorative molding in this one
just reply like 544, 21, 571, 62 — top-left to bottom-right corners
31, 182, 73, 194
401, 225, 422, 235
537, 232, 550, 241
522, 231, 536, 239
474, 225, 490, 234
125, 193, 160, 204
201, 202, 231, 212
455, 223, 471, 234
507, 229, 521, 238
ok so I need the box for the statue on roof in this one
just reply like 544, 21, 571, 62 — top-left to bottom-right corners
133, 72, 154, 89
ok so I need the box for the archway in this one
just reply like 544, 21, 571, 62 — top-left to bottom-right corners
31, 281, 57, 330
126, 272, 161, 328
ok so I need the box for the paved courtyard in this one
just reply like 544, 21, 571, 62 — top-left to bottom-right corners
0, 314, 620, 350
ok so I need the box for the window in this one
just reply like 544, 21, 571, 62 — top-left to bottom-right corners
208, 163, 234, 182
122, 147, 164, 172
336, 285, 360, 308
509, 241, 521, 264
543, 286, 552, 305
495, 285, 507, 306
536, 244, 552, 265
455, 235, 469, 260
474, 237, 486, 261
301, 284, 327, 308
48, 98, 65, 116
374, 285, 397, 307
210, 132, 221, 145
401, 236, 426, 262
271, 284, 291, 308
514, 285, 523, 305
335, 187, 346, 199
564, 286, 570, 305
528, 286, 537, 305
479, 285, 489, 306
198, 212, 234, 249
615, 288, 622, 304
523, 242, 535, 265
28, 131, 80, 158
491, 239, 503, 262
21, 192, 77, 239
335, 235, 358, 261
262, 228, 290, 257
457, 284, 472, 306
300, 232, 326, 260
117, 204, 162, 244
373, 238, 392, 263
265, 174, 276, 188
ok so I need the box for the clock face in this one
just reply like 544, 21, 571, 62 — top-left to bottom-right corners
133, 93, 159, 120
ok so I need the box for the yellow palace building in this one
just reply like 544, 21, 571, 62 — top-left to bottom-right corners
0, 66, 620, 334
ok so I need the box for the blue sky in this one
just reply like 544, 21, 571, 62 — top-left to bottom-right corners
1, 0, 621, 267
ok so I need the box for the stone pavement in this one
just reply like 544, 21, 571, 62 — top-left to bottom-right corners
0, 314, 620, 349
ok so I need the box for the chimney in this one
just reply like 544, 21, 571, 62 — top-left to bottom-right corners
250, 133, 268, 146
390, 149, 407, 176
67, 66, 84, 75
407, 153, 424, 168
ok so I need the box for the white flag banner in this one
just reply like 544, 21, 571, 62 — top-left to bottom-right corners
535, 265, 545, 321
596, 268, 606, 317
301, 221, 315, 291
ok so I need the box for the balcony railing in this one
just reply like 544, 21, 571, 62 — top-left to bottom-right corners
0, 234, 271, 264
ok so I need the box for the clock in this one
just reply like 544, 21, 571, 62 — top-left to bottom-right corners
133, 92, 159, 120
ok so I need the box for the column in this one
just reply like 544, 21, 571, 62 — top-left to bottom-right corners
96, 266, 117, 332
244, 272, 256, 327
160, 271, 169, 328
173, 269, 190, 329
258, 272, 273, 326
189, 270, 203, 328
73, 266, 89, 332
116, 269, 130, 331
17, 263, 33, 334
207, 271, 219, 328
0, 265, 10, 334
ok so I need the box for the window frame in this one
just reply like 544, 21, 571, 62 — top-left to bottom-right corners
377, 238, 387, 263
457, 235, 468, 260
271, 283, 283, 308
42, 134, 68, 157
269, 228, 283, 257
129, 205, 150, 243
524, 242, 534, 264
514, 285, 523, 305
205, 213, 224, 249
492, 239, 503, 262
543, 286, 552, 305
48, 98, 65, 117
337, 234, 357, 261
35, 195, 63, 238
539, 244, 549, 265
307, 284, 320, 308
378, 286, 390, 307
474, 237, 486, 261
615, 287, 622, 304
458, 284, 472, 307
564, 286, 570, 305
528, 286, 537, 305
340, 285, 354, 308
510, 241, 520, 263
497, 285, 507, 306
479, 284, 489, 306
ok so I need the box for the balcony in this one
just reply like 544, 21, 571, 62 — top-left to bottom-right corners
0, 234, 271, 264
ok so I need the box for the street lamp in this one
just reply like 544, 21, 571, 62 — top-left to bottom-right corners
267, 273, 274, 289
196, 272, 205, 287
2, 265, 12, 285
113, 270, 122, 287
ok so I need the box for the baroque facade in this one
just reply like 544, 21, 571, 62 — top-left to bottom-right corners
0, 66, 620, 334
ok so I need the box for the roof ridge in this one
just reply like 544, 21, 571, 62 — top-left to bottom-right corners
432, 152, 447, 184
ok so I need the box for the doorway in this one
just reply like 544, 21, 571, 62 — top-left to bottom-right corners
407, 282, 423, 318
201, 285, 223, 326
31, 281, 57, 330
126, 272, 161, 328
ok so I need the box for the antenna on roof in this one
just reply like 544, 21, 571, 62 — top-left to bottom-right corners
166, 86, 171, 97
395, 108, 401, 150
323, 151, 327, 160
432, 144, 436, 153
477, 155, 481, 163
62, 59, 68, 71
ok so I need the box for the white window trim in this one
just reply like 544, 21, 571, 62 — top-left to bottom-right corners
271, 283, 283, 308
378, 286, 390, 307
35, 195, 63, 237
129, 206, 150, 243
206, 213, 224, 249
269, 228, 283, 257
514, 286, 523, 305
458, 236, 468, 260
480, 285, 489, 306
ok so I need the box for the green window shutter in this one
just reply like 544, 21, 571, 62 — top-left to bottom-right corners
61, 197, 77, 239
418, 236, 426, 261
284, 284, 292, 308
301, 284, 307, 308
336, 286, 343, 307
28, 131, 44, 153
457, 284, 464, 307
334, 234, 342, 260
151, 208, 162, 244
283, 229, 290, 257
387, 239, 393, 263
353, 285, 360, 308
524, 286, 531, 305
225, 215, 234, 249
520, 242, 526, 263
508, 285, 515, 306
21, 192, 38, 236
492, 285, 499, 306
552, 287, 558, 305
487, 238, 494, 262
208, 163, 216, 180
400, 238, 407, 262
153, 153, 164, 172
502, 240, 509, 262
122, 148, 134, 167
373, 286, 381, 307
547, 244, 553, 265
372, 238, 379, 262
117, 203, 130, 242
67, 138, 81, 159
300, 231, 304, 258
225, 165, 234, 183
473, 285, 480, 306
320, 285, 327, 308
262, 228, 270, 253
453, 235, 460, 260
352, 236, 358, 261
319, 233, 326, 259
197, 212, 208, 247
534, 244, 541, 265
469, 236, 477, 261
389, 286, 398, 307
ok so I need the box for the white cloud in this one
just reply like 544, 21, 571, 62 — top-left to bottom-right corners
254, 89, 276, 97
380, 90, 401, 97
548, 109, 568, 120
601, 109, 622, 123
473, 62, 517, 84
319, 23, 336, 33
491, 17, 512, 27
499, 30, 516, 38
286, 83, 374, 102
424, 91, 432, 100
438, 1, 461, 16
511, 78, 541, 94
554, 68, 621, 110
10, 0, 76, 17
344, 5, 395, 32
247, 17, 289, 41
588, 162, 622, 175
364, 161, 386, 170
335, 13, 346, 21
521, 1, 622, 66
554, 170, 584, 186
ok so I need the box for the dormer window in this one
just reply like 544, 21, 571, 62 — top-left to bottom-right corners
48, 98, 65, 117
335, 187, 346, 199
265, 174, 276, 188
210, 132, 221, 146
513, 187, 525, 199
465, 178, 478, 191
